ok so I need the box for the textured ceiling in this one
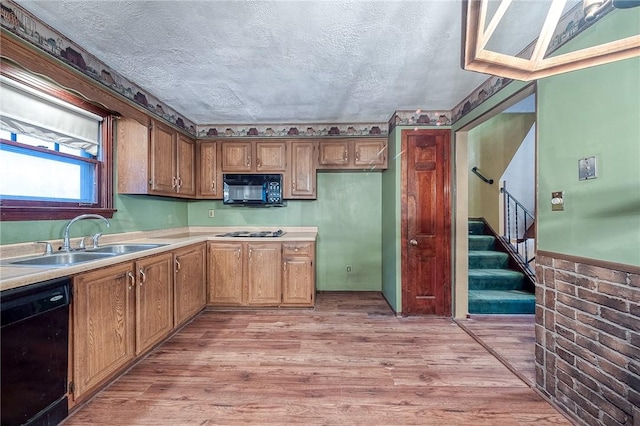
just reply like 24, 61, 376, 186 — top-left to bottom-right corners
14, 0, 547, 125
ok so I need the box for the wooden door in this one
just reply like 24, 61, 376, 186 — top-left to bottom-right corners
208, 242, 244, 305
401, 129, 451, 316
149, 121, 176, 194
72, 262, 135, 400
176, 134, 195, 196
246, 242, 282, 306
135, 253, 174, 355
221, 141, 252, 172
317, 140, 349, 168
256, 141, 287, 172
355, 139, 387, 169
197, 141, 220, 198
174, 243, 206, 327
289, 141, 316, 198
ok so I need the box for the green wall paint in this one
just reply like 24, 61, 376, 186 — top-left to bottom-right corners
0, 192, 187, 245
537, 9, 640, 266
188, 172, 383, 291
381, 127, 401, 312
468, 113, 535, 230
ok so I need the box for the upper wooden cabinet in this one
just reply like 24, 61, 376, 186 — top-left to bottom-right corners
117, 117, 195, 198
285, 141, 317, 199
221, 140, 287, 173
196, 140, 221, 198
317, 138, 387, 170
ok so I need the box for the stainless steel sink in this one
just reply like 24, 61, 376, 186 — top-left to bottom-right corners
86, 243, 167, 254
3, 244, 167, 268
6, 252, 116, 267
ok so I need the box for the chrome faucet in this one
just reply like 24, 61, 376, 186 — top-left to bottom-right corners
61, 214, 111, 252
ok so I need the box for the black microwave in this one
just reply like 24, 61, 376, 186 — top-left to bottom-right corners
223, 174, 284, 206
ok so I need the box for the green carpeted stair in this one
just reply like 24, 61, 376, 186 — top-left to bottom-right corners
468, 220, 535, 314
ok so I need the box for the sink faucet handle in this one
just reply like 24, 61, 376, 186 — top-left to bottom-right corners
77, 236, 90, 250
92, 233, 103, 248
35, 241, 53, 255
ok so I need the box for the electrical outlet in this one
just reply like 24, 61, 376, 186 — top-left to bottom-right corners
208, 209, 215, 218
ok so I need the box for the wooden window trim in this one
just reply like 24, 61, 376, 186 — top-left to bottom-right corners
0, 63, 115, 221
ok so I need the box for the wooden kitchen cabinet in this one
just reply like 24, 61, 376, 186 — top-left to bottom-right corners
196, 140, 221, 198
117, 117, 195, 198
208, 240, 315, 308
317, 138, 387, 170
72, 262, 136, 401
282, 242, 315, 307
135, 252, 174, 355
285, 141, 316, 199
173, 243, 207, 327
246, 242, 282, 306
221, 140, 287, 173
208, 242, 244, 306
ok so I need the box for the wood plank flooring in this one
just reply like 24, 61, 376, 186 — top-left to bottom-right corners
64, 292, 568, 425
457, 314, 537, 386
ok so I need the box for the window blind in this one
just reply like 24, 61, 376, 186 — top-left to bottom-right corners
0, 76, 103, 156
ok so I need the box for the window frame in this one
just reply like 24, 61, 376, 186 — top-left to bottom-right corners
0, 63, 115, 221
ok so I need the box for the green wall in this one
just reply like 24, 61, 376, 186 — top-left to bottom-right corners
0, 193, 187, 245
188, 172, 383, 291
381, 127, 401, 311
468, 113, 535, 230
537, 9, 640, 267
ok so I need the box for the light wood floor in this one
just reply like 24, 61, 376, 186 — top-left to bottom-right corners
65, 292, 568, 425
457, 314, 537, 386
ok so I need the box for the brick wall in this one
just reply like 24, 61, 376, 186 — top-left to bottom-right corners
535, 254, 640, 425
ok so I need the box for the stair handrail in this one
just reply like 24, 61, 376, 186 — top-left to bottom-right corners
471, 167, 494, 184
500, 186, 535, 277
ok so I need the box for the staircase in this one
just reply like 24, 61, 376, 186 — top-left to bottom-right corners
468, 220, 535, 314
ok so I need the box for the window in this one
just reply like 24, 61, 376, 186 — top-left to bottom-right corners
0, 67, 114, 221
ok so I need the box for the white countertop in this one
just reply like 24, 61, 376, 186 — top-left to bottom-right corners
0, 226, 317, 291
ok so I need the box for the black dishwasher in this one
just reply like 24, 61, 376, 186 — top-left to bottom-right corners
1, 277, 70, 426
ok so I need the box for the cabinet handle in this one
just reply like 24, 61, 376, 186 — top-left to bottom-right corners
257, 157, 262, 167
127, 271, 135, 290
343, 149, 348, 161
292, 180, 296, 190
246, 156, 251, 167
175, 258, 181, 272
211, 180, 216, 191
172, 177, 177, 188
177, 177, 183, 189
236, 249, 241, 259
249, 248, 252, 259
283, 261, 287, 272
139, 268, 146, 285
355, 150, 360, 161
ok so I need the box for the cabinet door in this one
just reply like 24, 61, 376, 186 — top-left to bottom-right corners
135, 252, 174, 355
354, 139, 387, 169
289, 141, 316, 199
208, 242, 244, 306
282, 243, 315, 307
150, 121, 177, 194
73, 262, 135, 400
197, 141, 220, 198
246, 242, 282, 306
318, 141, 349, 167
221, 142, 252, 172
117, 117, 150, 194
176, 134, 196, 196
174, 243, 206, 327
256, 141, 286, 172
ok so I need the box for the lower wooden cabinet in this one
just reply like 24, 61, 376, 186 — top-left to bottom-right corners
208, 240, 314, 307
72, 262, 135, 401
71, 251, 175, 402
282, 242, 315, 307
174, 243, 207, 327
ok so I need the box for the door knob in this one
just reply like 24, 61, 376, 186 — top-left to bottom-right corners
410, 239, 418, 246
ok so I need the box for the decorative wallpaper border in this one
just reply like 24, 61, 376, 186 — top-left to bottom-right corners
1, 0, 610, 138
0, 0, 197, 135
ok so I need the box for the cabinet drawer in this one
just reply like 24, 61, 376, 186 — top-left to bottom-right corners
282, 242, 313, 256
